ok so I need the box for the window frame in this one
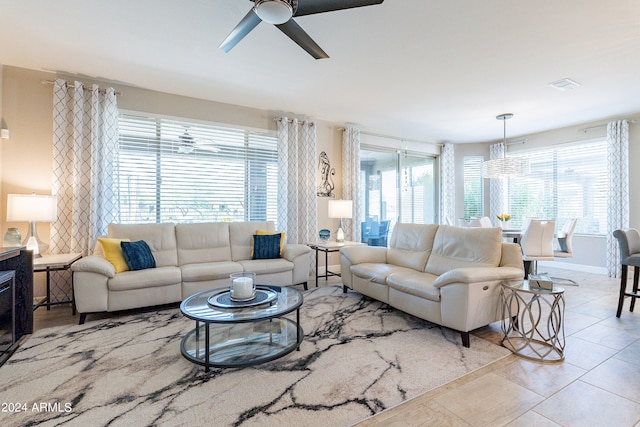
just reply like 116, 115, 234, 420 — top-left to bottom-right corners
506, 138, 608, 236
115, 111, 279, 225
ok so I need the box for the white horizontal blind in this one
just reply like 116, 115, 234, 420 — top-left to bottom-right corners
507, 139, 608, 235
463, 156, 484, 220
116, 114, 279, 224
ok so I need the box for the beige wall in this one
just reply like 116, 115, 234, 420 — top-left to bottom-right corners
0, 65, 349, 274
2, 64, 638, 273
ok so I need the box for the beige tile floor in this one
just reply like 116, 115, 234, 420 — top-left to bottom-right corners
354, 267, 640, 427
33, 267, 640, 427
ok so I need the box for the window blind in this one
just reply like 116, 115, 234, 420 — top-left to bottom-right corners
507, 139, 608, 235
463, 156, 484, 219
116, 114, 279, 224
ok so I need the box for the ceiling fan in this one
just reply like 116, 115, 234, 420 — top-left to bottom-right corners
219, 0, 384, 59
176, 129, 221, 154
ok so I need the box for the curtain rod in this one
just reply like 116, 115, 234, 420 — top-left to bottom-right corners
338, 127, 443, 147
579, 119, 637, 133
41, 79, 122, 96
274, 117, 314, 126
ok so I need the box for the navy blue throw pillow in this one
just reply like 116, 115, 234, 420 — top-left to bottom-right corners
253, 233, 282, 260
121, 240, 156, 271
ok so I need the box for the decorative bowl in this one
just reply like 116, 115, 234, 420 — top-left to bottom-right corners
319, 229, 331, 241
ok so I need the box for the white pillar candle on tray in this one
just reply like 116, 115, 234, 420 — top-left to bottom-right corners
232, 277, 253, 299
229, 272, 257, 301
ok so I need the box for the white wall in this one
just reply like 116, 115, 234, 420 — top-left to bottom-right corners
454, 115, 640, 272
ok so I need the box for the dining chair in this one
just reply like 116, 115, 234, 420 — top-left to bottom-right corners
479, 216, 493, 227
612, 229, 640, 317
361, 220, 380, 244
368, 220, 390, 247
520, 219, 556, 277
551, 218, 579, 285
458, 218, 483, 227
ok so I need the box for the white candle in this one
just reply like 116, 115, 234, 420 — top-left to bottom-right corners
232, 277, 254, 299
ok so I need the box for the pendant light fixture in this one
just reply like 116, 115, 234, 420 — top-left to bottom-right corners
482, 113, 530, 179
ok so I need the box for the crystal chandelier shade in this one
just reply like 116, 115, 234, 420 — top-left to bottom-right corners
482, 113, 530, 179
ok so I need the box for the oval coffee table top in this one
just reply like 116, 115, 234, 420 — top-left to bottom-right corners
180, 285, 303, 323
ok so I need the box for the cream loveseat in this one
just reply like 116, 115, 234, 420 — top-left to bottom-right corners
71, 221, 312, 324
340, 223, 524, 347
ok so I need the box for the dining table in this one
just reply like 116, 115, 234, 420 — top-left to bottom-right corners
501, 229, 522, 243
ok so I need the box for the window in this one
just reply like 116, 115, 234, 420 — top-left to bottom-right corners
360, 147, 436, 232
507, 139, 607, 235
116, 113, 279, 224
463, 156, 484, 219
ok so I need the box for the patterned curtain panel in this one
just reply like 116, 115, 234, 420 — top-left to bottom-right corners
50, 80, 119, 302
439, 143, 455, 224
606, 119, 630, 277
276, 117, 318, 246
51, 79, 119, 254
489, 142, 505, 226
341, 125, 361, 242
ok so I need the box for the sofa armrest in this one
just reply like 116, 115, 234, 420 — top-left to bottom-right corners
282, 244, 312, 261
71, 255, 116, 278
340, 246, 387, 265
433, 266, 524, 288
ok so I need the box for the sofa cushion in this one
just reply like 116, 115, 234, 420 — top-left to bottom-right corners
107, 266, 182, 292
180, 261, 242, 282
175, 223, 231, 265
350, 263, 418, 285
121, 240, 156, 271
230, 221, 275, 261
98, 237, 131, 273
109, 223, 178, 267
386, 223, 439, 271
386, 271, 441, 302
253, 233, 282, 259
237, 258, 293, 275
425, 225, 502, 276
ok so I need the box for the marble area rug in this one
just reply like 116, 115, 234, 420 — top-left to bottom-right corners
0, 285, 510, 427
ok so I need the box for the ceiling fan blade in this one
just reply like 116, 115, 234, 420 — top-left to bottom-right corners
219, 9, 262, 53
294, 0, 384, 17
276, 19, 329, 59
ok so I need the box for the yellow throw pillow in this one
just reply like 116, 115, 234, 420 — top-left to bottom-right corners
256, 229, 286, 255
98, 237, 131, 273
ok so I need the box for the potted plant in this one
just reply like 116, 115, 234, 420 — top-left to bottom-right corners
496, 213, 511, 229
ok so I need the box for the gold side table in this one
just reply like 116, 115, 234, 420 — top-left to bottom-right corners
500, 279, 565, 362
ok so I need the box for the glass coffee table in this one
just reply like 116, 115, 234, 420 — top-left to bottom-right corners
180, 285, 304, 371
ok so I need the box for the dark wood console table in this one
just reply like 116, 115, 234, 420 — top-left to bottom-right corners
0, 247, 33, 365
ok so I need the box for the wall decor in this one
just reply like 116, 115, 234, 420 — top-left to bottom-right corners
317, 151, 335, 197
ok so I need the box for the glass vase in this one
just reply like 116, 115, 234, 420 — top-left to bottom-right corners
3, 228, 21, 247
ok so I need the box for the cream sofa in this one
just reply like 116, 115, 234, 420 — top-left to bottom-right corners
340, 223, 524, 347
71, 221, 312, 323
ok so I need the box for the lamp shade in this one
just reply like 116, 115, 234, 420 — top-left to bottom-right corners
481, 157, 530, 179
7, 194, 58, 222
328, 199, 353, 219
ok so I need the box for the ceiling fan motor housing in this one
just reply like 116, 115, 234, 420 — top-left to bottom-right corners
254, 0, 297, 24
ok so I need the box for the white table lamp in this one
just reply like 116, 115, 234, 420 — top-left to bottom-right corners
328, 199, 353, 243
6, 194, 58, 257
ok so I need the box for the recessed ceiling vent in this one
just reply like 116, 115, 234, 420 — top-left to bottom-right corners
549, 78, 581, 91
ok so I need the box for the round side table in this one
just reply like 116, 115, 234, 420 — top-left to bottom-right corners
500, 280, 565, 362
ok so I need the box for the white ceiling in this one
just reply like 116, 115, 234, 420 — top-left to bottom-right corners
2, 0, 640, 143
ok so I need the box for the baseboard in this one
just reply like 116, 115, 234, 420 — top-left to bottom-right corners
538, 260, 607, 275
